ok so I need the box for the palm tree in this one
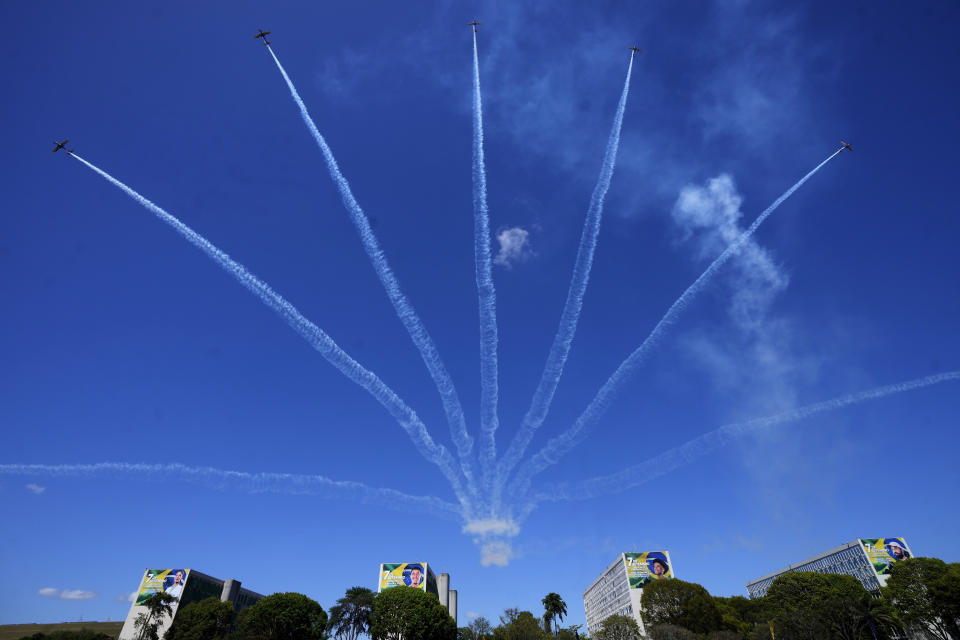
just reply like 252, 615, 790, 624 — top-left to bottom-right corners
328, 586, 376, 640
855, 593, 902, 640
135, 592, 176, 640
542, 593, 567, 636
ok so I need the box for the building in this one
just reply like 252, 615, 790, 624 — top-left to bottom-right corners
118, 568, 263, 640
583, 552, 675, 638
378, 562, 457, 624
745, 537, 913, 598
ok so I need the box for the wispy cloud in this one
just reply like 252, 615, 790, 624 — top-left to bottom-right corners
671, 173, 827, 511
116, 591, 137, 603
25, 483, 46, 494
38, 588, 59, 598
493, 227, 532, 268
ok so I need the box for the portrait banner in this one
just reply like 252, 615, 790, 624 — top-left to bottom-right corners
860, 538, 911, 576
134, 569, 190, 605
624, 552, 672, 588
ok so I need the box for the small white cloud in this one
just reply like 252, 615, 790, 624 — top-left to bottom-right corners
38, 588, 59, 598
463, 519, 519, 538
60, 590, 97, 601
116, 591, 137, 603
26, 483, 46, 495
467, 612, 480, 620
493, 227, 533, 269
479, 541, 513, 567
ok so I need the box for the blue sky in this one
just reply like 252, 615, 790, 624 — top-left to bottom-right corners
2, 0, 959, 628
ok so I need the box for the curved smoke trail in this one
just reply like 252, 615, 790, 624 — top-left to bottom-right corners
471, 31, 501, 497
507, 149, 842, 498
498, 55, 636, 486
0, 462, 463, 521
264, 46, 480, 497
528, 370, 960, 505
70, 153, 471, 511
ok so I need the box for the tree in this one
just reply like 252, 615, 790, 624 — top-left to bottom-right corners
498, 612, 544, 640
370, 587, 456, 640
468, 617, 493, 640
329, 587, 376, 640
499, 610, 522, 627
237, 592, 328, 640
852, 593, 901, 640
764, 572, 867, 640
714, 595, 763, 637
593, 615, 640, 640
166, 597, 235, 640
542, 594, 568, 636
18, 631, 114, 640
459, 629, 476, 640
646, 626, 696, 640
135, 592, 177, 640
640, 579, 722, 635
884, 558, 960, 640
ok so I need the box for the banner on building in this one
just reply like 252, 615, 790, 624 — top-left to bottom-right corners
134, 569, 190, 605
624, 552, 673, 588
860, 538, 911, 576
378, 563, 428, 592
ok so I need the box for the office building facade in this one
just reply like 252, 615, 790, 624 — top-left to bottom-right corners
583, 552, 675, 638
118, 568, 263, 640
745, 537, 913, 598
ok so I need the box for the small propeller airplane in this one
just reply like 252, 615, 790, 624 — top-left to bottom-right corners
467, 19, 481, 33
254, 29, 271, 46
628, 44, 643, 58
840, 140, 853, 153
52, 139, 72, 154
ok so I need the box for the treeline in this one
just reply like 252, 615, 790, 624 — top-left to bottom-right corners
628, 556, 959, 640
18, 558, 958, 640
98, 585, 456, 640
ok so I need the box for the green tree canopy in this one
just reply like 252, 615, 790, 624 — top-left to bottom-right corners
646, 625, 696, 640
765, 572, 868, 640
370, 587, 456, 640
640, 579, 722, 635
18, 631, 114, 640
329, 587, 376, 640
468, 617, 493, 640
495, 611, 544, 640
593, 615, 640, 640
166, 597, 235, 640
884, 558, 960, 640
237, 592, 328, 640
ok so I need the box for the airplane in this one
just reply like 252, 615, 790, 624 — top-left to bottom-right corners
467, 19, 481, 33
52, 139, 69, 153
840, 140, 853, 153
628, 45, 643, 58
254, 29, 271, 46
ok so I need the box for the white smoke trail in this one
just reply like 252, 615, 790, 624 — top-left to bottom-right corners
0, 462, 463, 521
529, 370, 960, 504
264, 46, 480, 496
498, 56, 636, 485
507, 149, 842, 498
472, 31, 501, 498
69, 153, 472, 511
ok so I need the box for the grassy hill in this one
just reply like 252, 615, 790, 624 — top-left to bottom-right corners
0, 622, 122, 640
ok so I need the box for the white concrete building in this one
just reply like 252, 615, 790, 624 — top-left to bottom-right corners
583, 552, 675, 638
118, 569, 262, 640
